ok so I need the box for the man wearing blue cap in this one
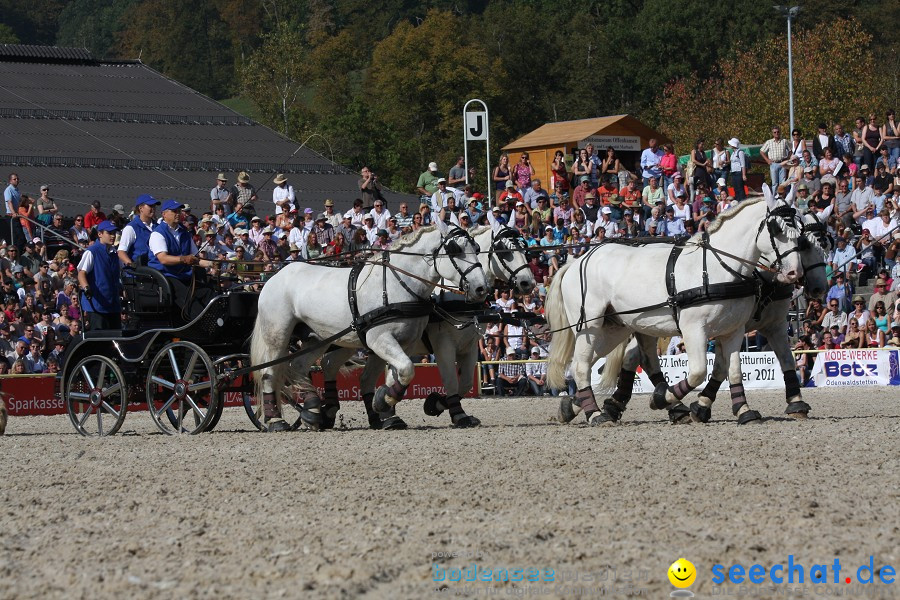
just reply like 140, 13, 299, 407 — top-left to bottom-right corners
149, 199, 215, 319
78, 220, 122, 330
117, 194, 159, 266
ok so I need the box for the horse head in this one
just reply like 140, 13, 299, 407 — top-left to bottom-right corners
797, 211, 831, 300
762, 183, 804, 284
434, 219, 488, 301
476, 222, 536, 295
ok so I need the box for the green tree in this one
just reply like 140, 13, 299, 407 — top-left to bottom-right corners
654, 19, 886, 150
240, 23, 310, 138
366, 9, 503, 191
56, 0, 136, 59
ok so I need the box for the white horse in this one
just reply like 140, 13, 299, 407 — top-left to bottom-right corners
546, 188, 804, 426
250, 221, 488, 432
559, 210, 830, 425
343, 223, 537, 429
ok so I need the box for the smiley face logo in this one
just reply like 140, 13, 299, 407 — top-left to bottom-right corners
668, 558, 696, 588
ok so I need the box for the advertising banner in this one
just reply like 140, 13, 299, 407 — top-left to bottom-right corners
807, 348, 900, 387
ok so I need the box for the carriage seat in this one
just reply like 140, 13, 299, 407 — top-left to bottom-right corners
122, 266, 175, 316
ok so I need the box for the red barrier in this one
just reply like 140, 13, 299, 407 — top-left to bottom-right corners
2, 364, 478, 418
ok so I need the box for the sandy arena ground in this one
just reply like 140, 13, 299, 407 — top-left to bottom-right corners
1, 386, 899, 599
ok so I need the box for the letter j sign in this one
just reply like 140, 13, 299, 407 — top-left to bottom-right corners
465, 111, 487, 140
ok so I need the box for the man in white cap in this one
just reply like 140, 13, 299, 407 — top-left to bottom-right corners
429, 178, 456, 214
210, 173, 230, 212
361, 214, 379, 244
416, 161, 443, 202
728, 137, 747, 202
272, 173, 295, 215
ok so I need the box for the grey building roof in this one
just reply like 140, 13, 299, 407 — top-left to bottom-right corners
0, 46, 413, 217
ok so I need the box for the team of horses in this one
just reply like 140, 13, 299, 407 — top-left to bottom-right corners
248, 183, 830, 432
0, 185, 827, 437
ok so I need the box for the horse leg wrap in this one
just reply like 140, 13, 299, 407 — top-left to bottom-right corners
389, 380, 408, 402
263, 393, 281, 420
300, 391, 324, 430
698, 377, 723, 404
423, 392, 447, 417
575, 387, 598, 415
362, 392, 382, 430
611, 369, 635, 405
320, 381, 340, 429
668, 378, 695, 402
730, 383, 762, 424
446, 394, 481, 428
783, 370, 802, 401
649, 372, 669, 410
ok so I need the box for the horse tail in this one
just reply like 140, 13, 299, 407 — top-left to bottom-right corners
598, 338, 629, 393
547, 261, 575, 389
250, 311, 289, 416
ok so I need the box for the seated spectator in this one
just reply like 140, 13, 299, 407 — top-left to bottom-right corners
525, 347, 547, 395
495, 347, 527, 396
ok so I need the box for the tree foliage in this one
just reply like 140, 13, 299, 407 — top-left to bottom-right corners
655, 19, 887, 149
16, 0, 896, 192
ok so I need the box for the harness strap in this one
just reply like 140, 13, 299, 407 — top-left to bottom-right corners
665, 243, 685, 330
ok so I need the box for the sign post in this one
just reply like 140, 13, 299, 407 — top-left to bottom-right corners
463, 99, 490, 194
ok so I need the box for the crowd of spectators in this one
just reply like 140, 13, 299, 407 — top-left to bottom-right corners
2, 110, 899, 381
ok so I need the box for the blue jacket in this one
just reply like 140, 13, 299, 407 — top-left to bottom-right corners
82, 240, 121, 314
125, 216, 154, 265
148, 222, 193, 281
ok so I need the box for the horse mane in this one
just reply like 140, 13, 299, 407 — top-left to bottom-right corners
470, 225, 491, 237
699, 194, 765, 238
391, 224, 437, 250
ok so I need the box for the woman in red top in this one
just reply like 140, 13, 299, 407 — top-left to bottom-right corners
551, 150, 568, 192
17, 195, 35, 239
659, 144, 679, 191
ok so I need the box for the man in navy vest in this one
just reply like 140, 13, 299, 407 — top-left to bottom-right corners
148, 199, 215, 320
77, 221, 122, 330
117, 194, 159, 266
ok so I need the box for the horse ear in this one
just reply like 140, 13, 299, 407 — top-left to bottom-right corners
435, 217, 449, 235
491, 219, 501, 234
762, 183, 776, 210
784, 183, 796, 207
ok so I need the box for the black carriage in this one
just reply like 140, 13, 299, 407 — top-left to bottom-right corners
61, 267, 261, 436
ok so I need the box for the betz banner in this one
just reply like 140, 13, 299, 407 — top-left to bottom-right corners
807, 348, 900, 388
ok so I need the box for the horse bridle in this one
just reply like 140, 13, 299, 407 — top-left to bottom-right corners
488, 226, 531, 290
756, 203, 804, 273
797, 215, 831, 272
431, 225, 484, 294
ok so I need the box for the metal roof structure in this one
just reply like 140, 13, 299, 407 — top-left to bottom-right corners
0, 45, 412, 216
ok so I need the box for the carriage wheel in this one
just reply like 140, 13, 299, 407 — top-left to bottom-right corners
146, 341, 218, 435
65, 355, 128, 436
245, 388, 304, 431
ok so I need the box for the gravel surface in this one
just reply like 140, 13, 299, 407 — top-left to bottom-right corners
1, 387, 898, 599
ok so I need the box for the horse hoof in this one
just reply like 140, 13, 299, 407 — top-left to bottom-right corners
321, 406, 339, 430
367, 414, 383, 430
381, 415, 408, 430
737, 410, 763, 425
588, 410, 618, 427
265, 419, 292, 433
690, 401, 712, 423
650, 383, 669, 410
300, 410, 323, 431
423, 392, 446, 417
452, 415, 481, 428
372, 386, 395, 414
668, 403, 692, 424
557, 397, 581, 423
785, 401, 810, 418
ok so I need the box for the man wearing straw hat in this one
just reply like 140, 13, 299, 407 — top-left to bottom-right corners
272, 173, 295, 215
728, 137, 747, 202
210, 173, 230, 212
228, 171, 258, 218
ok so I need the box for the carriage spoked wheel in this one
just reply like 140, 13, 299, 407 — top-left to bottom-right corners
146, 341, 218, 435
65, 355, 128, 436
